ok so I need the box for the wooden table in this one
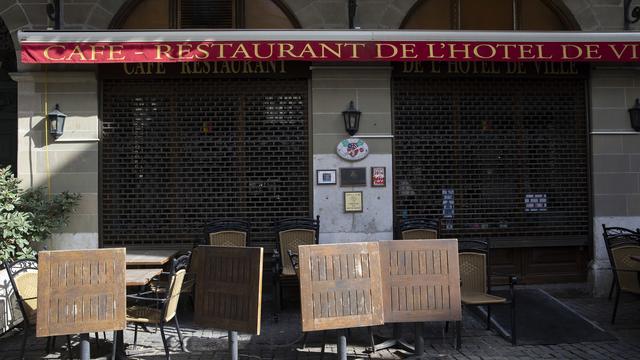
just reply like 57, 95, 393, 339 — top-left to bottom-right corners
126, 268, 163, 287
125, 249, 178, 267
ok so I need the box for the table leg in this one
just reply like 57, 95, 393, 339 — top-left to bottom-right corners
79, 333, 90, 360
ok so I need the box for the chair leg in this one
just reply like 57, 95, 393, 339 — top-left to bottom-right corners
20, 324, 29, 360
511, 301, 517, 345
487, 304, 492, 330
45, 336, 52, 354
159, 323, 171, 360
444, 321, 449, 333
320, 330, 327, 360
456, 321, 462, 350
301, 332, 308, 349
367, 326, 376, 353
66, 335, 73, 360
608, 280, 615, 300
175, 316, 185, 352
111, 331, 117, 360
51, 336, 56, 351
611, 287, 621, 324
133, 323, 138, 349
95, 332, 100, 350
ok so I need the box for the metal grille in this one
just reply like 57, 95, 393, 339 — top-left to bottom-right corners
393, 77, 588, 241
101, 77, 309, 249
180, 0, 234, 28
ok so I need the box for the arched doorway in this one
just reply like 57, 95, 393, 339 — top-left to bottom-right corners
393, 1, 589, 283
100, 1, 309, 249
0, 18, 17, 174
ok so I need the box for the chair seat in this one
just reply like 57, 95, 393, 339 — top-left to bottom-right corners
126, 306, 162, 324
462, 292, 507, 305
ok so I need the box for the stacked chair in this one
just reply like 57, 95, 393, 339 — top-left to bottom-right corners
398, 217, 440, 239
272, 215, 320, 311
204, 218, 251, 247
601, 225, 640, 324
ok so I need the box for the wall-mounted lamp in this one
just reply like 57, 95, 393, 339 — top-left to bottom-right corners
624, 0, 640, 30
342, 101, 361, 137
629, 98, 640, 131
48, 104, 66, 139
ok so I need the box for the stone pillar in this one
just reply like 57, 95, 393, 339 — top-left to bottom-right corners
312, 66, 394, 243
590, 67, 640, 296
11, 71, 100, 250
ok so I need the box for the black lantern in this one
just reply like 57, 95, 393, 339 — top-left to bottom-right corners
630, 99, 640, 131
47, 104, 66, 139
342, 101, 361, 137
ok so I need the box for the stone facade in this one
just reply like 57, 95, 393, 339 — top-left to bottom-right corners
0, 0, 639, 297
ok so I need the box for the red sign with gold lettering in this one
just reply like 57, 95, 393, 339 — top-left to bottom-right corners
21, 41, 640, 63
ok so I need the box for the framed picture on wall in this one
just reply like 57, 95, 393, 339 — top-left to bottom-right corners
317, 169, 337, 185
344, 191, 363, 213
340, 167, 367, 187
371, 167, 386, 187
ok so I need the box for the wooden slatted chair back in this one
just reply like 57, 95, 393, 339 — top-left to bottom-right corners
379, 239, 461, 322
36, 248, 126, 337
298, 242, 384, 332
192, 246, 263, 335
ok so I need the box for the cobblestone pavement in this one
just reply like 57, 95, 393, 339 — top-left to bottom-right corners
1, 285, 638, 359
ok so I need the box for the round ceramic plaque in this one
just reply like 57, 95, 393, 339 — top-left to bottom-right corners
337, 138, 369, 161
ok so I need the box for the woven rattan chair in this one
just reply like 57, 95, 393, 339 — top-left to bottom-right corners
149, 252, 194, 306
3, 259, 87, 359
601, 225, 640, 301
272, 215, 320, 311
127, 268, 186, 359
204, 219, 251, 247
398, 217, 439, 239
458, 240, 517, 345
603, 229, 640, 323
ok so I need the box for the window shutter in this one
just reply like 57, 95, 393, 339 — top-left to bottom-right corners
180, 0, 234, 28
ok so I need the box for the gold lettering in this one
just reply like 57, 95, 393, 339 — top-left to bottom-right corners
448, 44, 471, 59
517, 44, 536, 60
155, 44, 175, 60
231, 44, 251, 59
231, 62, 241, 73
425, 44, 445, 59
156, 63, 166, 74
66, 45, 87, 61
376, 43, 398, 59
279, 43, 301, 58
495, 44, 516, 60
43, 45, 66, 61
253, 43, 274, 59
473, 44, 497, 60
299, 43, 318, 58
195, 43, 210, 59
89, 45, 104, 61
561, 44, 582, 60
585, 44, 602, 60
243, 62, 254, 73
181, 62, 192, 74
108, 45, 126, 61
177, 44, 194, 60
210, 43, 233, 58
278, 60, 286, 73
123, 63, 135, 75
535, 44, 552, 60
255, 62, 265, 73
319, 43, 342, 58
430, 62, 440, 73
400, 44, 418, 59
219, 61, 231, 73
344, 43, 365, 58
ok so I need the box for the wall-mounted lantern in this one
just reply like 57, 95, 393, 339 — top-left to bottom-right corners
629, 98, 640, 131
48, 104, 66, 139
342, 101, 361, 137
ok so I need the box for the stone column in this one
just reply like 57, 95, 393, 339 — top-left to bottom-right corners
312, 66, 394, 243
11, 71, 100, 250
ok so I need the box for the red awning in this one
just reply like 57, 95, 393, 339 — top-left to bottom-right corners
18, 30, 640, 64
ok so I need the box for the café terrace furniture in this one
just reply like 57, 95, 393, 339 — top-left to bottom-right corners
272, 215, 320, 311
204, 218, 251, 247
126, 268, 187, 359
3, 259, 75, 359
458, 239, 517, 345
126, 268, 164, 287
398, 217, 439, 240
602, 226, 640, 324
148, 252, 195, 306
601, 225, 640, 300
125, 249, 180, 267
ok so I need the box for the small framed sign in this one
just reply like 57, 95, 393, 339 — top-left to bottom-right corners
344, 191, 363, 213
340, 167, 367, 187
371, 167, 386, 187
317, 169, 337, 185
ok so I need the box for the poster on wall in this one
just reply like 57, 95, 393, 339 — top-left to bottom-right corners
337, 138, 369, 161
371, 167, 386, 187
525, 194, 547, 212
340, 168, 367, 187
344, 191, 363, 213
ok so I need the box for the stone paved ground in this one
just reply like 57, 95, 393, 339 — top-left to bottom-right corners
1, 285, 638, 359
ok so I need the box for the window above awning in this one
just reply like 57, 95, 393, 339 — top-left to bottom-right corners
18, 30, 640, 64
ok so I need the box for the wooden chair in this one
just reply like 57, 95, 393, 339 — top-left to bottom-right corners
458, 239, 517, 345
602, 227, 640, 324
204, 219, 251, 247
398, 217, 439, 239
3, 259, 84, 359
272, 215, 319, 311
601, 225, 640, 300
127, 268, 187, 359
